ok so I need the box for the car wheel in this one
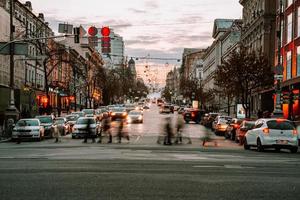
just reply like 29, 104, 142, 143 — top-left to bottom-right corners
224, 132, 230, 139
244, 139, 250, 150
72, 136, 75, 139
185, 120, 190, 124
290, 147, 298, 153
257, 139, 264, 152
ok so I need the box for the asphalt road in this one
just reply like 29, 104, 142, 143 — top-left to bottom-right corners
0, 105, 299, 200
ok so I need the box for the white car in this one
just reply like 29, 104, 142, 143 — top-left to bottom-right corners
72, 117, 98, 139
244, 119, 298, 153
127, 111, 143, 123
12, 119, 44, 141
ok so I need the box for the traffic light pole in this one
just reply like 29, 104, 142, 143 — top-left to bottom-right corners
273, 0, 284, 118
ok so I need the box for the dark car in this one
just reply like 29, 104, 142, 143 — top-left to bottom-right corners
183, 109, 204, 124
224, 118, 243, 140
235, 120, 255, 145
35, 115, 54, 138
110, 107, 128, 121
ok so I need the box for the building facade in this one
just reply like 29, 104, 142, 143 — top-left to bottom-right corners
240, 0, 276, 115
202, 19, 235, 112
0, 0, 53, 118
276, 0, 300, 119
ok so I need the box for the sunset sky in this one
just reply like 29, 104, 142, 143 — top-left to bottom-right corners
19, 0, 242, 86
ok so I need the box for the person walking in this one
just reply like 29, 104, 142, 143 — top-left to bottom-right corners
101, 115, 112, 143
174, 114, 184, 144
53, 121, 60, 143
164, 117, 173, 145
83, 118, 95, 143
117, 119, 124, 143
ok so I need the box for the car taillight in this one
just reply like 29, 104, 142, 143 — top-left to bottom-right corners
293, 129, 298, 136
233, 124, 238, 128
263, 128, 269, 135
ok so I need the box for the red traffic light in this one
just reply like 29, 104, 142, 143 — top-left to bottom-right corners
88, 26, 98, 36
101, 26, 110, 37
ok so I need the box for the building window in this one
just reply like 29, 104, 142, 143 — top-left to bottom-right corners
297, 47, 300, 76
287, 13, 293, 43
287, 0, 293, 8
287, 51, 292, 80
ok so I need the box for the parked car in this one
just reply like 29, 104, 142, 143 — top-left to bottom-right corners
127, 111, 143, 123
12, 119, 44, 141
235, 120, 255, 145
110, 107, 128, 121
54, 117, 69, 135
159, 105, 171, 114
213, 118, 230, 135
72, 117, 99, 139
244, 119, 298, 153
35, 115, 54, 138
202, 113, 220, 128
224, 118, 243, 140
65, 114, 79, 133
82, 109, 94, 116
183, 109, 204, 124
212, 116, 232, 132
71, 111, 85, 118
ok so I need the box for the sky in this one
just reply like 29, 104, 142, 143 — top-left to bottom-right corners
19, 0, 242, 86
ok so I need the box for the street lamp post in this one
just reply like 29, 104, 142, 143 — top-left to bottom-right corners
273, 0, 284, 117
5, 0, 19, 122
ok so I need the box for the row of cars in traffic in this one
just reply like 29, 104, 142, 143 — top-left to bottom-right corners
11, 103, 148, 141
206, 113, 299, 153
157, 101, 299, 153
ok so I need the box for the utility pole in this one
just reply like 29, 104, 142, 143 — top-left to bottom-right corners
273, 0, 284, 118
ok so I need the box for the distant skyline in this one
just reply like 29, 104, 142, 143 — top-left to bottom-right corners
19, 0, 242, 61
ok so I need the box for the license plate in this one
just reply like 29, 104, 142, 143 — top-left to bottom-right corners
277, 140, 288, 145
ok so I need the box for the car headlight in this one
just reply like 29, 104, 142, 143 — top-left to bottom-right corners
111, 113, 116, 116
138, 116, 143, 120
122, 113, 127, 116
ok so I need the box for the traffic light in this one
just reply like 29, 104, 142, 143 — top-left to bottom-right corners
73, 27, 80, 43
101, 26, 111, 54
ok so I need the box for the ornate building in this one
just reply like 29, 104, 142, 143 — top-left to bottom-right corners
240, 0, 276, 115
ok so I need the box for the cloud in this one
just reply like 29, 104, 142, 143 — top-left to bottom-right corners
144, 1, 159, 9
177, 15, 205, 24
128, 8, 147, 14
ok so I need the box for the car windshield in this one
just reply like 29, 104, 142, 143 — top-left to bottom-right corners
54, 119, 64, 124
72, 112, 84, 117
129, 112, 141, 115
36, 116, 52, 123
267, 120, 295, 130
16, 120, 39, 127
76, 118, 96, 125
112, 108, 126, 112
66, 115, 78, 121
244, 122, 255, 129
82, 109, 94, 115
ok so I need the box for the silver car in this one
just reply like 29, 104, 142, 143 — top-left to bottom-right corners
12, 119, 44, 141
127, 111, 143, 123
72, 117, 98, 139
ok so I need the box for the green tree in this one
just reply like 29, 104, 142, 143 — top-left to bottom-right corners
214, 45, 274, 118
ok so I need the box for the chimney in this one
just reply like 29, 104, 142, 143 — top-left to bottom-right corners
24, 1, 32, 11
38, 13, 44, 21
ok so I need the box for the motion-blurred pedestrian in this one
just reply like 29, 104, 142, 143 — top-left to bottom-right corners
164, 117, 173, 145
101, 115, 112, 143
83, 118, 95, 143
53, 121, 60, 143
201, 127, 217, 147
174, 114, 184, 144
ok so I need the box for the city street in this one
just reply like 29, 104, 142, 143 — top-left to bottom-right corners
0, 105, 300, 200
